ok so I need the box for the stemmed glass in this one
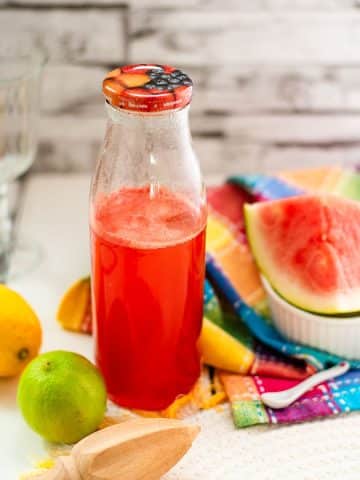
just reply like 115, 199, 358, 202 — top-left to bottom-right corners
0, 44, 46, 282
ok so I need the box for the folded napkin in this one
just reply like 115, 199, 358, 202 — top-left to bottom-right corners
206, 166, 360, 427
59, 166, 360, 428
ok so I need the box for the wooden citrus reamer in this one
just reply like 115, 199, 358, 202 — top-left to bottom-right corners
35, 418, 200, 480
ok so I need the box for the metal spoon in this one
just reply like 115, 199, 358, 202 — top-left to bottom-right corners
261, 361, 350, 409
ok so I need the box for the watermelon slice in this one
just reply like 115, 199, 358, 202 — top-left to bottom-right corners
244, 195, 360, 315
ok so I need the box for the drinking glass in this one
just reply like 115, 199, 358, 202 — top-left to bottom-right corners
0, 44, 46, 282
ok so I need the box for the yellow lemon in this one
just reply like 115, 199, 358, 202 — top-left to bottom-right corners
0, 284, 42, 377
199, 317, 254, 374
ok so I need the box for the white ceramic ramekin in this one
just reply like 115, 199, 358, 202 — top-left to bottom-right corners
262, 276, 360, 360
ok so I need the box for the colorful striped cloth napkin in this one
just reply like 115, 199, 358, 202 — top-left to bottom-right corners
59, 166, 360, 428
206, 166, 360, 427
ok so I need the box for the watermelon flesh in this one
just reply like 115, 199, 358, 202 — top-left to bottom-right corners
244, 195, 360, 315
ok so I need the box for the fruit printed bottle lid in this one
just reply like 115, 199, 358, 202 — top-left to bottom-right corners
102, 64, 193, 113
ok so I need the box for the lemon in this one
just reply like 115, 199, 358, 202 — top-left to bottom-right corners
17, 351, 107, 444
0, 284, 42, 377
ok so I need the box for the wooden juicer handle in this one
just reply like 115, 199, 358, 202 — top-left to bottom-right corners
32, 418, 200, 480
34, 457, 79, 480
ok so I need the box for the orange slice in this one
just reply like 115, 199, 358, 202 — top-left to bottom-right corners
57, 277, 92, 334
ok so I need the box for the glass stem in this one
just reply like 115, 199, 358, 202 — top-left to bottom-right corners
0, 184, 12, 283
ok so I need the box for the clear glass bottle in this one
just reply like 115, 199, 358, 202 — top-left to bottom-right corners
0, 44, 46, 282
90, 64, 207, 410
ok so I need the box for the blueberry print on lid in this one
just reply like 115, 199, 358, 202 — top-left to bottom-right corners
103, 64, 193, 113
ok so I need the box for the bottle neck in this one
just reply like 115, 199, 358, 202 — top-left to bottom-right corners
93, 102, 203, 208
106, 103, 192, 142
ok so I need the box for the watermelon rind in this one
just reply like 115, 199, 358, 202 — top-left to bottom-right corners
244, 199, 360, 315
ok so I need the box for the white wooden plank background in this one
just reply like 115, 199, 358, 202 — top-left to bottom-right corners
130, 12, 360, 66
1, 9, 125, 63
41, 65, 360, 116
4, 0, 360, 9
4, 0, 360, 174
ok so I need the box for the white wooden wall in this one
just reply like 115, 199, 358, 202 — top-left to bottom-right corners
4, 0, 360, 175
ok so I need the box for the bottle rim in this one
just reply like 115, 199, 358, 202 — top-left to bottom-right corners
105, 101, 191, 121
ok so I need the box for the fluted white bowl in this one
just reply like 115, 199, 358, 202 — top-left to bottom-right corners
262, 276, 360, 360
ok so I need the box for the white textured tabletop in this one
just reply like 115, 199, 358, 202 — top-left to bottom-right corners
2, 173, 360, 480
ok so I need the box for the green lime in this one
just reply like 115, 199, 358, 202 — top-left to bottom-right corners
17, 350, 107, 444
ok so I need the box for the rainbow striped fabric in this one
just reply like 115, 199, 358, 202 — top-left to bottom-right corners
60, 166, 360, 428
206, 166, 360, 427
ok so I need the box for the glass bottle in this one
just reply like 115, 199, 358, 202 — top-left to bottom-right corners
0, 44, 46, 282
90, 64, 207, 410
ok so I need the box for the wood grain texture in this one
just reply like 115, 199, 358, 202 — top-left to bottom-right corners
34, 115, 228, 173
190, 66, 360, 114
226, 142, 360, 173
130, 11, 360, 66
224, 115, 360, 143
3, 0, 360, 175
35, 116, 102, 172
42, 65, 106, 114
39, 64, 360, 117
42, 113, 360, 145
2, 0, 359, 9
128, 0, 360, 9
34, 114, 360, 174
1, 9, 125, 63
34, 419, 200, 480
